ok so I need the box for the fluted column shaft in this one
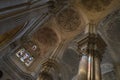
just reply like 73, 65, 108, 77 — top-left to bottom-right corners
77, 55, 88, 80
94, 55, 101, 80
87, 53, 94, 80
77, 23, 106, 80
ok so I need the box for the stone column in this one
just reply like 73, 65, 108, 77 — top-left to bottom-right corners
77, 23, 106, 80
94, 55, 101, 80
87, 53, 94, 80
77, 55, 88, 80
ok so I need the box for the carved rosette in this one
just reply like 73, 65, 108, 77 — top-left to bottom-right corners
56, 8, 81, 32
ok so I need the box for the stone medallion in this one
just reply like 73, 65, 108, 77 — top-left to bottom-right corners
80, 0, 112, 12
56, 8, 81, 32
33, 27, 58, 46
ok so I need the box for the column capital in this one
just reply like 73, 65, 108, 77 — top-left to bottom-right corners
39, 72, 53, 80
77, 33, 106, 57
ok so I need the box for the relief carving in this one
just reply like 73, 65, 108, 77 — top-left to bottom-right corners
56, 8, 81, 32
80, 0, 112, 12
33, 27, 58, 46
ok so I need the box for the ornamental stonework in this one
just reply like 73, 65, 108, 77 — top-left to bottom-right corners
33, 27, 58, 46
80, 0, 112, 12
56, 8, 81, 32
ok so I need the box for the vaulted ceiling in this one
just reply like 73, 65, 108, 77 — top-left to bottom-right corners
0, 0, 120, 80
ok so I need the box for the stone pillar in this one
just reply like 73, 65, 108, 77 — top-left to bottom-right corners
94, 55, 101, 80
77, 23, 106, 80
77, 55, 88, 80
87, 53, 94, 80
